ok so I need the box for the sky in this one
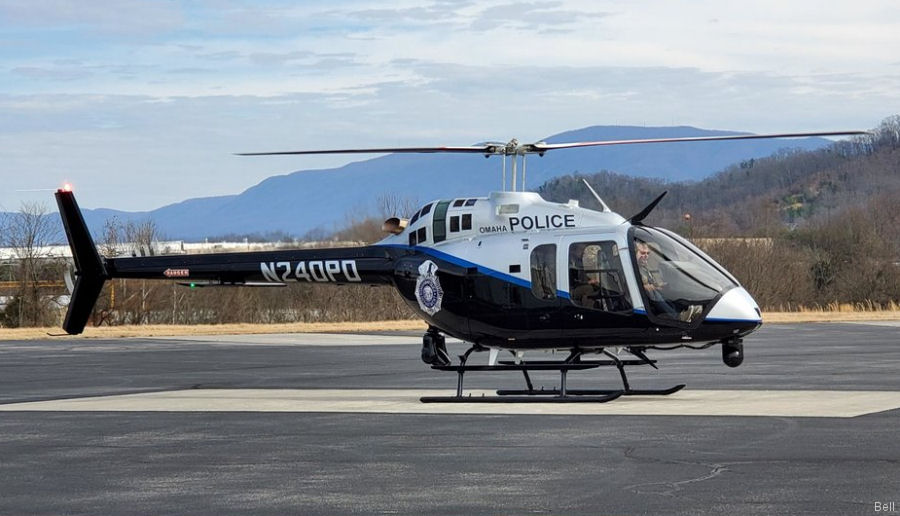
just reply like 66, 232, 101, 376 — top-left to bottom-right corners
1, 0, 898, 212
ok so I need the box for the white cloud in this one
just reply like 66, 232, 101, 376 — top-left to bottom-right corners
0, 0, 897, 212
0, 0, 184, 34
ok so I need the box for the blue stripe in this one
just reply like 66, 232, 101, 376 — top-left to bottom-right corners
378, 243, 570, 297
632, 309, 757, 323
378, 243, 528, 286
705, 317, 762, 324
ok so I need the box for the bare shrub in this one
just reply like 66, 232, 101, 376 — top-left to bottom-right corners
0, 202, 64, 327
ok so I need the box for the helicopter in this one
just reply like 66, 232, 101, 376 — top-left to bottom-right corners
55, 130, 867, 402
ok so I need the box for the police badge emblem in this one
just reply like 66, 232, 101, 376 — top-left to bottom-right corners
415, 260, 444, 315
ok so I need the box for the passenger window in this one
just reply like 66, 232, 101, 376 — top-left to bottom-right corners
410, 210, 420, 224
530, 244, 556, 300
432, 200, 450, 243
417, 227, 427, 243
409, 231, 417, 246
453, 199, 465, 207
568, 241, 632, 311
464, 199, 477, 207
420, 203, 433, 216
450, 216, 460, 232
462, 214, 472, 230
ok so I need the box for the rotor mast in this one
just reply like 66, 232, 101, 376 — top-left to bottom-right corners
494, 138, 543, 192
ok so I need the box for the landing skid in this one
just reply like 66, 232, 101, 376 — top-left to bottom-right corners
421, 393, 624, 403
495, 384, 685, 397
420, 346, 685, 403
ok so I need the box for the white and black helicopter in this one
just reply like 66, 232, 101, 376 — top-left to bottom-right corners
56, 130, 866, 402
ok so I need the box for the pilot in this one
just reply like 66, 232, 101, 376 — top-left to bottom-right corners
635, 242, 665, 291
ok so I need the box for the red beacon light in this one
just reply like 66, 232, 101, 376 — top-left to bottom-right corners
60, 183, 73, 192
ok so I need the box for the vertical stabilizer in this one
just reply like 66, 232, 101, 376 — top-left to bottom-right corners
55, 189, 107, 334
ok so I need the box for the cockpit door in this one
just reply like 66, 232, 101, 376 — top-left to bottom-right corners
560, 236, 645, 345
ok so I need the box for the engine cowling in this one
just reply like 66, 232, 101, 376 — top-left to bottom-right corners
382, 217, 408, 235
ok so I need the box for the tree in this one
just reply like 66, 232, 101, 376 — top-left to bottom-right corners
0, 202, 62, 327
95, 217, 163, 325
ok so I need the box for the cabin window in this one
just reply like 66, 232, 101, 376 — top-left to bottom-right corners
409, 231, 417, 246
530, 244, 556, 300
432, 201, 451, 243
464, 198, 477, 206
450, 216, 460, 232
417, 227, 427, 243
410, 210, 421, 224
461, 214, 472, 230
568, 241, 632, 312
420, 203, 433, 216
453, 199, 465, 207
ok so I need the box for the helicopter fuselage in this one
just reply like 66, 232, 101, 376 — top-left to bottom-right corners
56, 189, 761, 353
374, 191, 761, 350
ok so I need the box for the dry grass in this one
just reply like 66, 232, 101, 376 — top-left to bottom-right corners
0, 320, 428, 341
762, 310, 900, 323
763, 301, 900, 323
2, 310, 899, 340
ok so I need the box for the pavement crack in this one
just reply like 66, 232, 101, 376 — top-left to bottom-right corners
622, 446, 730, 497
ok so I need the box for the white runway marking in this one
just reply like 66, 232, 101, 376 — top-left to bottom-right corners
2, 389, 899, 418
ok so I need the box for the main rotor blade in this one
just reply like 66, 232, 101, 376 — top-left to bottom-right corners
236, 145, 498, 156
530, 130, 870, 153
236, 130, 870, 157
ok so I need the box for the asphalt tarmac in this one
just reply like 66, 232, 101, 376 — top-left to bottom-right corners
0, 322, 898, 515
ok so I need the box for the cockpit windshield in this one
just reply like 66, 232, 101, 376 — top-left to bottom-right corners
632, 227, 737, 323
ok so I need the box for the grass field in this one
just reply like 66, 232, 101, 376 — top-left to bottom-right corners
1, 311, 898, 340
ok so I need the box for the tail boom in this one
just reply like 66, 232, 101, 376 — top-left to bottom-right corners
55, 189, 395, 334
105, 248, 396, 285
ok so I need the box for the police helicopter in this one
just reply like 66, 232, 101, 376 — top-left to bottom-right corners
55, 130, 867, 402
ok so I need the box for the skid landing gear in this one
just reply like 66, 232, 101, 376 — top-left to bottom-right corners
421, 347, 684, 403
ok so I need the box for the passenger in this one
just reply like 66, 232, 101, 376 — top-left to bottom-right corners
570, 244, 600, 307
571, 275, 600, 307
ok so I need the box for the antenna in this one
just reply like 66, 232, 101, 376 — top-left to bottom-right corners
582, 179, 611, 212
629, 191, 668, 224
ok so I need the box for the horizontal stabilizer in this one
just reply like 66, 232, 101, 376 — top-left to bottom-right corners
176, 281, 287, 288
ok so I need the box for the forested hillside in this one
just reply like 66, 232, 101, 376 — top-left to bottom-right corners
539, 117, 900, 235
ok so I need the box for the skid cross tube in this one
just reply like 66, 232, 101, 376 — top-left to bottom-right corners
420, 345, 621, 403
421, 346, 685, 402
497, 354, 684, 397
